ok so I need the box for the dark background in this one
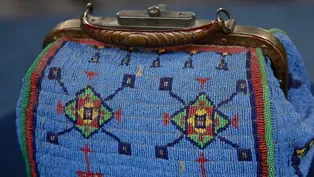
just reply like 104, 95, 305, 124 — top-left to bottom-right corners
0, 0, 313, 176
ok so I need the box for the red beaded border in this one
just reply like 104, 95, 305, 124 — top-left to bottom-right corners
24, 40, 65, 177
250, 48, 269, 176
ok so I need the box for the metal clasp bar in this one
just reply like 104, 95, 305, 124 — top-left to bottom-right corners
116, 4, 196, 28
82, 3, 211, 30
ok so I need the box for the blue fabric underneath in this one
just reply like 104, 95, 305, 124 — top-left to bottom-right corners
271, 32, 314, 176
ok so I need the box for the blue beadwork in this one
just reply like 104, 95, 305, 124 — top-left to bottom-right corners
15, 31, 314, 177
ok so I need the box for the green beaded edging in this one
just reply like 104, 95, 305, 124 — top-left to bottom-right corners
19, 42, 56, 177
256, 48, 275, 177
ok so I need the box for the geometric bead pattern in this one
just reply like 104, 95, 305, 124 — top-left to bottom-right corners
171, 93, 230, 149
64, 86, 114, 138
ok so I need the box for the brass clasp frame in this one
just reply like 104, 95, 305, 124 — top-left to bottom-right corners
43, 3, 288, 97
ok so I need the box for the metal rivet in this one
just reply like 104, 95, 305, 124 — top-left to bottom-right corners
221, 38, 227, 44
148, 6, 161, 17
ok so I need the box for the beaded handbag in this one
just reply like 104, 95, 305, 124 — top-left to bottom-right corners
16, 4, 314, 177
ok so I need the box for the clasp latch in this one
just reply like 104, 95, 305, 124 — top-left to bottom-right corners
117, 4, 196, 28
